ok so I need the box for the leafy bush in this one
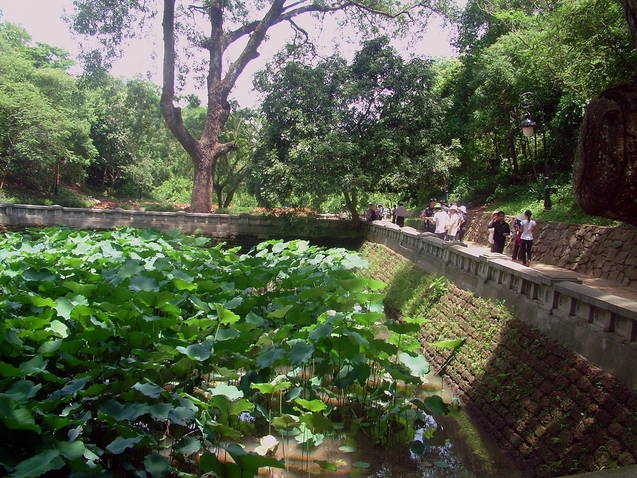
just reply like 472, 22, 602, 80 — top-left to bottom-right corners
0, 227, 452, 477
152, 177, 192, 204
485, 181, 620, 226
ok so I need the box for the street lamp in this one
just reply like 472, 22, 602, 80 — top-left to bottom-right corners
520, 115, 536, 138
519, 92, 551, 210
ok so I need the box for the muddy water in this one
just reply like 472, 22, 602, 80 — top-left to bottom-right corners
249, 374, 524, 478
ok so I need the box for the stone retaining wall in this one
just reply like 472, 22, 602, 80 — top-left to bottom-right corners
365, 222, 637, 391
462, 212, 637, 288
0, 203, 364, 248
360, 242, 637, 478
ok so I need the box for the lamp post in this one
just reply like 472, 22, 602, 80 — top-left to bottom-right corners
519, 92, 552, 210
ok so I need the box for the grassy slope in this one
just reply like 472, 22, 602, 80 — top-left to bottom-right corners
481, 184, 620, 226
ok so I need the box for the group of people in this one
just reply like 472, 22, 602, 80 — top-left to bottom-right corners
366, 203, 407, 226
488, 210, 536, 266
365, 200, 537, 267
420, 198, 468, 242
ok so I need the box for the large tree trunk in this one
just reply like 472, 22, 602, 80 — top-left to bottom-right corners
191, 155, 215, 212
343, 189, 360, 223
574, 80, 637, 226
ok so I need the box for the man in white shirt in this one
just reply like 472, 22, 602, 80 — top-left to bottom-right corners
432, 204, 448, 240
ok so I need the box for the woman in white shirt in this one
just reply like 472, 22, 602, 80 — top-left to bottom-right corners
445, 205, 462, 241
519, 210, 536, 266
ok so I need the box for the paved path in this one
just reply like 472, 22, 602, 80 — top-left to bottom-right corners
461, 239, 637, 302
376, 220, 636, 302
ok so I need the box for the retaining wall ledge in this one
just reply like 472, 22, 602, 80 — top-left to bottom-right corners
365, 222, 637, 390
0, 203, 364, 243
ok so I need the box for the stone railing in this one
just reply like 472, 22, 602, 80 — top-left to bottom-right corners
0, 203, 364, 246
366, 221, 637, 390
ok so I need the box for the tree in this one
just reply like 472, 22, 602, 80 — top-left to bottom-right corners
84, 76, 185, 197
214, 109, 261, 208
0, 22, 95, 192
250, 38, 460, 218
437, 0, 637, 204
70, 0, 446, 212
574, 0, 637, 225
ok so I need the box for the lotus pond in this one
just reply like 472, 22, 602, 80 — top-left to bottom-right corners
0, 227, 520, 477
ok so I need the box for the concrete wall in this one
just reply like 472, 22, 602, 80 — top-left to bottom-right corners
0, 203, 364, 248
463, 211, 637, 288
365, 222, 637, 392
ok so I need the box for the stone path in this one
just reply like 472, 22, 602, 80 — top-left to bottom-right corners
461, 239, 637, 302
378, 219, 636, 301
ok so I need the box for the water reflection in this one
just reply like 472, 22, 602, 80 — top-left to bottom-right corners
248, 374, 523, 478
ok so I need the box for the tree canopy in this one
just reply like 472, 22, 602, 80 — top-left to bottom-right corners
69, 0, 449, 212
250, 37, 459, 218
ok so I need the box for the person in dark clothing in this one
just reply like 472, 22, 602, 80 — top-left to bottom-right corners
511, 215, 523, 261
366, 203, 379, 222
488, 211, 510, 253
421, 198, 437, 232
395, 203, 407, 227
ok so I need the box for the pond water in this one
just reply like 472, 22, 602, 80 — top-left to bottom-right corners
245, 374, 524, 478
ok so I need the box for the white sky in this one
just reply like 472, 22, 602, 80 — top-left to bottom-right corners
0, 0, 460, 108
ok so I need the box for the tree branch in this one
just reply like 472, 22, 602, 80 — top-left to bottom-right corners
214, 141, 238, 157
220, 0, 287, 102
160, 0, 199, 158
221, 2, 345, 50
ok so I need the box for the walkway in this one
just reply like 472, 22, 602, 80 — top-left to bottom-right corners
379, 220, 637, 302
461, 239, 637, 302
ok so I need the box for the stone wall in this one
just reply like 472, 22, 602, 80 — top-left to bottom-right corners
462, 212, 637, 288
0, 203, 364, 249
360, 242, 637, 478
365, 222, 637, 391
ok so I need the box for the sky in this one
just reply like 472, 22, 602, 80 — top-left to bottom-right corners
0, 0, 461, 107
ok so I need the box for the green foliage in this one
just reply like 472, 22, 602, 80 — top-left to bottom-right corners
0, 22, 95, 192
251, 37, 461, 216
0, 186, 97, 209
0, 228, 446, 477
485, 181, 621, 225
0, 19, 197, 204
214, 109, 262, 208
441, 0, 637, 215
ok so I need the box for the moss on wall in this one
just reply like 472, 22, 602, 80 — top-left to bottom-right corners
359, 241, 637, 478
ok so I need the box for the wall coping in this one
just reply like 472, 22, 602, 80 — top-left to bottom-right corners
555, 281, 637, 320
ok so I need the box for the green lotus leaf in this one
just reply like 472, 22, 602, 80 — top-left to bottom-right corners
11, 449, 64, 478
105, 435, 143, 454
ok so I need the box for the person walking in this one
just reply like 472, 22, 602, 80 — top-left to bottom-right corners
488, 211, 510, 253
457, 206, 468, 241
511, 213, 524, 261
391, 204, 397, 224
366, 203, 379, 222
432, 203, 448, 240
421, 198, 437, 232
395, 203, 407, 227
519, 210, 536, 266
445, 205, 462, 241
